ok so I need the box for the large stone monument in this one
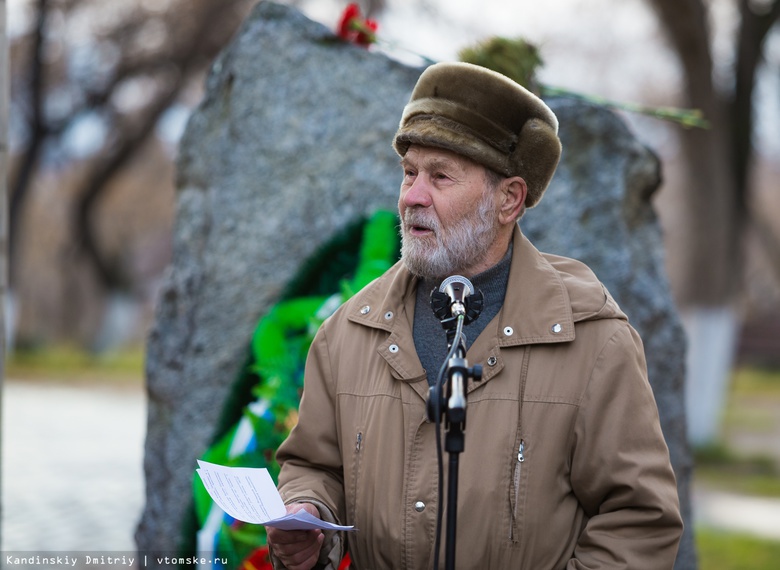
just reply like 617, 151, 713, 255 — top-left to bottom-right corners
137, 2, 695, 568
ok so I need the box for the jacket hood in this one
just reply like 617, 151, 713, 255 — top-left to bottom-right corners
494, 229, 627, 347
542, 252, 627, 324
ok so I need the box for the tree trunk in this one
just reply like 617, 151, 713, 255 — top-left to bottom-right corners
648, 0, 738, 306
733, 0, 780, 285
8, 0, 48, 289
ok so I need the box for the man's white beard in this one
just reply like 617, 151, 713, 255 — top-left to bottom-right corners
400, 191, 499, 280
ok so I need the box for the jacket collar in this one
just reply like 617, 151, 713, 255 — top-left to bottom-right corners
347, 265, 425, 386
347, 260, 417, 333
348, 226, 578, 347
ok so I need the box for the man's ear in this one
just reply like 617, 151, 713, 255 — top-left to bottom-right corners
498, 176, 527, 225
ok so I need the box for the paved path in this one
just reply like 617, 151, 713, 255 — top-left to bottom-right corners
693, 487, 780, 540
2, 379, 145, 553
2, 378, 780, 560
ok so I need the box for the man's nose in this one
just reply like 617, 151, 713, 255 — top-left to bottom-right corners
402, 176, 432, 208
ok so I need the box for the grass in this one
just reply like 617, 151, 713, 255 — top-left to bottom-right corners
692, 365, 780, 497
692, 366, 780, 568
729, 366, 780, 396
693, 439, 780, 498
4, 344, 145, 384
697, 527, 780, 570
694, 459, 780, 498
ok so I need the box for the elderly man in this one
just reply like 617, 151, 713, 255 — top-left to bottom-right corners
267, 62, 683, 569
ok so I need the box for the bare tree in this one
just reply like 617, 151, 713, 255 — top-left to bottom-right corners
646, 0, 780, 445
1, 0, 9, 546
8, 0, 49, 289
648, 0, 780, 304
1, 0, 8, 318
8, 0, 254, 339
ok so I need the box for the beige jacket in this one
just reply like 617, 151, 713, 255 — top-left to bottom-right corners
275, 228, 682, 569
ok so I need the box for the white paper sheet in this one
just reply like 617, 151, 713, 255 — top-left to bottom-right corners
196, 460, 354, 531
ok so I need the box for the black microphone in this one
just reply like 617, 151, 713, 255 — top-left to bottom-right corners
430, 275, 484, 328
438, 275, 474, 317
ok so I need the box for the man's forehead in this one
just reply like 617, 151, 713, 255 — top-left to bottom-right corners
401, 146, 477, 170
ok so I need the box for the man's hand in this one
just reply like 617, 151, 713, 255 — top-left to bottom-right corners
266, 503, 325, 570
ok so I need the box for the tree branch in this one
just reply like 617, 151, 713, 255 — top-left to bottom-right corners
8, 0, 49, 286
74, 80, 183, 289
732, 0, 780, 216
72, 0, 250, 290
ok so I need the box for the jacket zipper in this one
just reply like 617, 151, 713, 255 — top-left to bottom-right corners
351, 431, 363, 528
510, 439, 525, 541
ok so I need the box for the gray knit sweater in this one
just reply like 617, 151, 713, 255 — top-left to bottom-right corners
413, 246, 512, 386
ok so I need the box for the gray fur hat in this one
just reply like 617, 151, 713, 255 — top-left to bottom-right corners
393, 62, 561, 208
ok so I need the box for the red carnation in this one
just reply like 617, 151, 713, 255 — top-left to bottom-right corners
337, 3, 377, 48
240, 547, 272, 570
338, 553, 352, 570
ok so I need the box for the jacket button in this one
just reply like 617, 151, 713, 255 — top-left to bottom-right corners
487, 356, 497, 366
551, 323, 563, 333
360, 305, 371, 315
414, 501, 426, 512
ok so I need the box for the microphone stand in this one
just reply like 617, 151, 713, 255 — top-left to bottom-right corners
428, 286, 483, 570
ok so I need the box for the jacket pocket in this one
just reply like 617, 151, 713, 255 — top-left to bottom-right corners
509, 438, 526, 542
